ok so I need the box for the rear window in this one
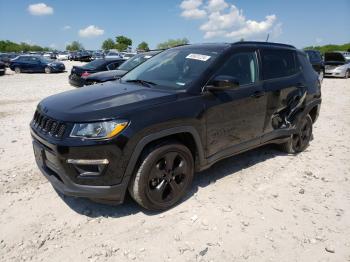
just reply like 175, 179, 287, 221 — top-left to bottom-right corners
82, 59, 108, 69
261, 49, 298, 80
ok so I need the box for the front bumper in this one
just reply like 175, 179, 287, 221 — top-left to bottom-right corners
325, 69, 346, 77
31, 128, 130, 203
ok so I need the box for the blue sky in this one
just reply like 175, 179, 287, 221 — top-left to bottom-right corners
0, 0, 349, 50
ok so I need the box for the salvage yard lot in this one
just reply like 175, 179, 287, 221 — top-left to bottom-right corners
0, 62, 350, 261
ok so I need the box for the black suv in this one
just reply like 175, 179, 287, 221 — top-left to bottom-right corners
31, 42, 321, 211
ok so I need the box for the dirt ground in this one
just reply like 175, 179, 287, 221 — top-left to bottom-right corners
0, 62, 349, 262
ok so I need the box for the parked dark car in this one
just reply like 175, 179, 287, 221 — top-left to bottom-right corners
77, 51, 92, 62
68, 51, 78, 61
69, 58, 125, 87
0, 61, 6, 75
91, 51, 105, 60
304, 50, 325, 82
84, 51, 161, 85
9, 55, 65, 73
31, 42, 321, 211
0, 53, 18, 66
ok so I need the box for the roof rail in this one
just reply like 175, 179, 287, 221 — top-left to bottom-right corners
232, 41, 295, 49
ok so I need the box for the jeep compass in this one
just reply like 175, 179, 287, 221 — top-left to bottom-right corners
31, 42, 321, 211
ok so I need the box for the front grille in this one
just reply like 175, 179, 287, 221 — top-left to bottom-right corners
32, 110, 66, 138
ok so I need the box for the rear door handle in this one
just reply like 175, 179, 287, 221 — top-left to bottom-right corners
251, 91, 265, 98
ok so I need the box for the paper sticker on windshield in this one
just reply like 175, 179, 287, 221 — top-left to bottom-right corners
186, 53, 211, 61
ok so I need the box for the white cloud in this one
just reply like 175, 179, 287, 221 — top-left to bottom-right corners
28, 3, 53, 16
180, 0, 207, 19
206, 0, 228, 12
62, 25, 71, 30
180, 0, 282, 41
78, 25, 104, 38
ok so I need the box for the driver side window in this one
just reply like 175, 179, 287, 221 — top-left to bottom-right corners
215, 52, 258, 86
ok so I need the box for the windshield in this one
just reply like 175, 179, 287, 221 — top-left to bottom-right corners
118, 53, 155, 71
121, 48, 220, 90
325, 52, 346, 63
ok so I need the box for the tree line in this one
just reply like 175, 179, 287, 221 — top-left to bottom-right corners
0, 40, 51, 52
1, 37, 190, 53
303, 43, 350, 53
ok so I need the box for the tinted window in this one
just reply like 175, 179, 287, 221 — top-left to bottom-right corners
305, 50, 321, 63
107, 61, 123, 70
261, 49, 298, 80
215, 52, 258, 85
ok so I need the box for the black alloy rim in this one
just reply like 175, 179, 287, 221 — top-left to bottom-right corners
292, 118, 312, 151
147, 151, 189, 205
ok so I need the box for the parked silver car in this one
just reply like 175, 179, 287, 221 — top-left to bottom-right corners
324, 51, 350, 78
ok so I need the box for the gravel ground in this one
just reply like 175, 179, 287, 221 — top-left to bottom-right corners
0, 61, 350, 262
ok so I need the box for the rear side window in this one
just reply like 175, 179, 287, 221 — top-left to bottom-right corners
106, 61, 123, 70
261, 49, 298, 80
215, 52, 258, 85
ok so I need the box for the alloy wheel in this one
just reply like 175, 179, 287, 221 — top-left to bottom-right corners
146, 151, 189, 205
292, 117, 312, 151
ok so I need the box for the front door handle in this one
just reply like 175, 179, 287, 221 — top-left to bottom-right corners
251, 91, 265, 98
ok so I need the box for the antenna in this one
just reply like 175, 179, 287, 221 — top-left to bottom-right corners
266, 33, 270, 42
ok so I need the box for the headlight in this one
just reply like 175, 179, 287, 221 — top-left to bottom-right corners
70, 120, 128, 139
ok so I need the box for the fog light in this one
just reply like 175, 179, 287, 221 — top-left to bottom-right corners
67, 159, 109, 177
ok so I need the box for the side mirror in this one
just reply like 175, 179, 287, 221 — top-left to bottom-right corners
206, 75, 239, 91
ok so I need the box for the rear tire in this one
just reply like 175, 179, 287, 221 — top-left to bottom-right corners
280, 114, 313, 154
129, 142, 194, 211
45, 67, 51, 74
14, 67, 21, 74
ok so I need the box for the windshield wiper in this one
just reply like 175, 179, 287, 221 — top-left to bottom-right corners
125, 79, 157, 87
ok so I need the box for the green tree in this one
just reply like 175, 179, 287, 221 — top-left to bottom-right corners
66, 41, 84, 51
0, 40, 50, 52
157, 38, 189, 49
303, 43, 350, 54
101, 38, 115, 50
115, 35, 132, 51
137, 41, 150, 51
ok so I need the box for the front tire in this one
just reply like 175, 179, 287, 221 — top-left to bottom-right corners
319, 69, 324, 83
344, 70, 350, 79
129, 142, 194, 211
280, 114, 313, 154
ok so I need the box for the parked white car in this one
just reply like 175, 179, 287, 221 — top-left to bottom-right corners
105, 51, 121, 59
57, 53, 69, 61
121, 52, 136, 60
325, 51, 350, 78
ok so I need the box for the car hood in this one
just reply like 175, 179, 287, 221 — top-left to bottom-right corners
37, 81, 177, 122
85, 69, 128, 81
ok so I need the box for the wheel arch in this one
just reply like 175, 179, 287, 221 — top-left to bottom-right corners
123, 126, 206, 184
